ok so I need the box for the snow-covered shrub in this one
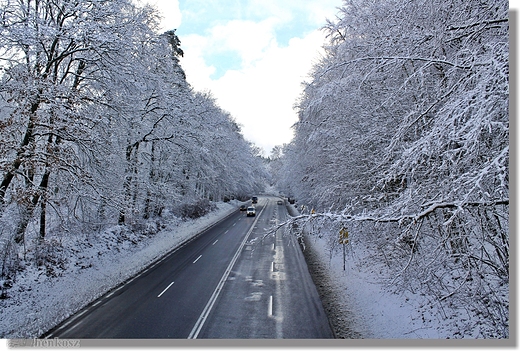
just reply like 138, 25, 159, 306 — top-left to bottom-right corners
0, 237, 21, 287
178, 199, 217, 220
34, 239, 68, 278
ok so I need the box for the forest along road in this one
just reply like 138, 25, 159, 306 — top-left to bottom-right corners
42, 196, 333, 339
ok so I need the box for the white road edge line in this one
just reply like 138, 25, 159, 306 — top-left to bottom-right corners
188, 204, 266, 339
68, 320, 83, 332
193, 255, 202, 264
157, 281, 175, 298
51, 307, 85, 337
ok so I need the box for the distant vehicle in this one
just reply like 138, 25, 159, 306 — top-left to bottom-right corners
288, 197, 295, 204
277, 200, 283, 205
252, 196, 258, 204
240, 205, 247, 211
246, 206, 256, 217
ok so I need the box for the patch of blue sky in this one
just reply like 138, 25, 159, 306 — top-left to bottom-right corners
176, 0, 318, 41
177, 0, 260, 31
175, 0, 325, 79
274, 22, 319, 47
207, 50, 243, 79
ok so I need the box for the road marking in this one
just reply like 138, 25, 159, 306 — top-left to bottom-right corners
212, 239, 218, 245
274, 226, 285, 338
75, 309, 88, 318
233, 223, 236, 226
157, 281, 174, 298
69, 320, 83, 332
268, 295, 273, 317
47, 205, 243, 339
193, 255, 202, 263
51, 308, 89, 335
188, 204, 266, 339
271, 261, 274, 272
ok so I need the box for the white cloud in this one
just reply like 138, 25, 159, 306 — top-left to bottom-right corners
179, 34, 216, 88
180, 26, 327, 155
146, 0, 182, 31
147, 0, 340, 155
209, 19, 279, 66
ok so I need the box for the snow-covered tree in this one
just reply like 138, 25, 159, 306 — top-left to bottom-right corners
0, 0, 267, 290
0, 0, 161, 240
276, 0, 509, 337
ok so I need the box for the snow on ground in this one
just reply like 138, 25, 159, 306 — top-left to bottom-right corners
0, 197, 502, 343
0, 201, 239, 338
286, 204, 456, 340
301, 233, 448, 339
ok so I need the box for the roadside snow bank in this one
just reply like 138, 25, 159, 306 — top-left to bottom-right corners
0, 202, 238, 338
288, 204, 453, 339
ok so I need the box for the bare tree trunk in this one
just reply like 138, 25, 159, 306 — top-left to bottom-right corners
13, 132, 53, 243
144, 141, 156, 220
38, 170, 50, 240
0, 101, 40, 205
119, 141, 139, 225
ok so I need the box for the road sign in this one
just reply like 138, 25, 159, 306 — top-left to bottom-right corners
339, 227, 349, 245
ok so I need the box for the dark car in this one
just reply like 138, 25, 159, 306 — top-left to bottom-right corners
277, 200, 283, 205
240, 205, 247, 211
252, 196, 258, 204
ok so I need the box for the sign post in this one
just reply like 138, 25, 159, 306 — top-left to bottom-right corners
339, 227, 349, 270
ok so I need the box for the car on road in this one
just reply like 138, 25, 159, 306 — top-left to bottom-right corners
277, 200, 283, 205
251, 196, 258, 204
240, 205, 247, 211
246, 206, 256, 217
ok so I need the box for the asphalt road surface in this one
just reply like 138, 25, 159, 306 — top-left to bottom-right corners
43, 196, 333, 339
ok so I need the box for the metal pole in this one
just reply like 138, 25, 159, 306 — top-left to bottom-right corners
343, 243, 346, 271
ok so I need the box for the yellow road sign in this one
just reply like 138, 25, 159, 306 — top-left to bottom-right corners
339, 227, 349, 244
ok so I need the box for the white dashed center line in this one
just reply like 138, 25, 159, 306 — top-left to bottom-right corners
157, 281, 175, 298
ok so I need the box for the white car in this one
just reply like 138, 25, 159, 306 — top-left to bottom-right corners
246, 206, 256, 217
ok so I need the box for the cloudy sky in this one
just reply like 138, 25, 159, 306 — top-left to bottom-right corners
145, 0, 341, 156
